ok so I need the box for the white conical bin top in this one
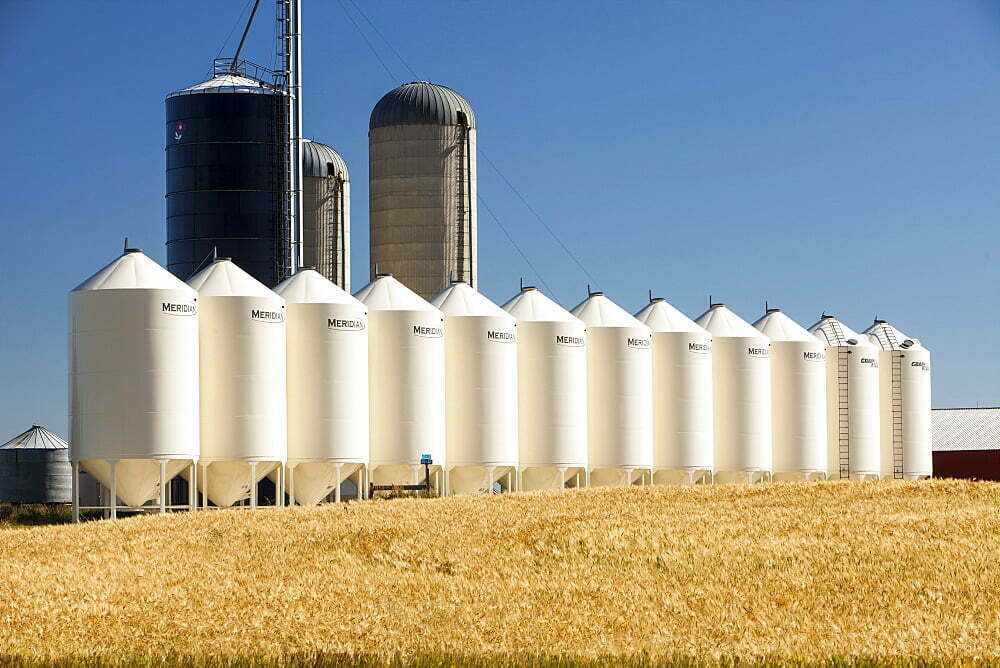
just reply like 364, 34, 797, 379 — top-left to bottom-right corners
502, 287, 580, 323
73, 249, 192, 293
634, 298, 707, 334
808, 316, 866, 347
187, 259, 278, 297
694, 304, 765, 339
752, 309, 816, 342
570, 293, 647, 328
430, 282, 510, 318
862, 320, 926, 351
354, 275, 437, 311
274, 269, 363, 306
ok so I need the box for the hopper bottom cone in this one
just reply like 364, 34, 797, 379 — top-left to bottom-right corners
520, 466, 585, 491
446, 465, 513, 495
189, 461, 279, 508
653, 469, 712, 485
81, 459, 191, 508
371, 464, 442, 492
277, 462, 362, 506
589, 467, 648, 488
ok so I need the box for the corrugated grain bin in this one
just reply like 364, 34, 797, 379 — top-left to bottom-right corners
809, 316, 880, 479
501, 286, 587, 490
70, 249, 199, 508
188, 258, 287, 507
355, 274, 445, 488
431, 281, 517, 494
0, 426, 71, 504
571, 292, 653, 487
863, 320, 932, 479
274, 269, 368, 505
694, 304, 772, 483
634, 297, 713, 484
753, 309, 827, 480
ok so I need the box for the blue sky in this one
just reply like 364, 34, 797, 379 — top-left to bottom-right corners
1, 0, 998, 438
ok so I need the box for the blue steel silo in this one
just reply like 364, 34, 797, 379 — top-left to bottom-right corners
165, 70, 290, 286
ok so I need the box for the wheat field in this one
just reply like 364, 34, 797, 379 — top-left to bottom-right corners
0, 480, 998, 665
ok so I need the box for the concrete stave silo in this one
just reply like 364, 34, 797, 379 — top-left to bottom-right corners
166, 73, 288, 286
809, 316, 881, 479
187, 258, 287, 507
70, 249, 200, 516
501, 287, 587, 490
274, 269, 368, 505
695, 304, 772, 483
862, 320, 932, 479
369, 82, 477, 299
301, 139, 350, 290
571, 292, 653, 487
634, 297, 714, 484
753, 309, 827, 481
431, 281, 518, 494
355, 274, 445, 489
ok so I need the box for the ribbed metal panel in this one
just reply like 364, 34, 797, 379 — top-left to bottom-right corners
370, 82, 476, 130
302, 139, 348, 178
165, 77, 287, 286
0, 449, 71, 504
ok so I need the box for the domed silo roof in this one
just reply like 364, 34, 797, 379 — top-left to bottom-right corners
302, 139, 349, 179
166, 73, 277, 98
370, 81, 476, 130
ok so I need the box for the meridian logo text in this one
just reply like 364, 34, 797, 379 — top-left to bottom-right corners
487, 330, 515, 343
413, 325, 442, 338
627, 337, 651, 349
803, 351, 825, 361
327, 318, 365, 331
688, 342, 711, 354
748, 347, 769, 357
251, 309, 284, 323
555, 335, 584, 347
161, 302, 196, 316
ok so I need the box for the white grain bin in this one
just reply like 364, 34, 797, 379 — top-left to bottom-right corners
570, 292, 653, 487
753, 309, 827, 481
501, 286, 587, 490
273, 269, 368, 505
187, 258, 287, 507
862, 319, 932, 479
355, 274, 445, 489
694, 303, 772, 483
808, 315, 881, 479
430, 281, 518, 494
634, 297, 713, 484
70, 249, 199, 513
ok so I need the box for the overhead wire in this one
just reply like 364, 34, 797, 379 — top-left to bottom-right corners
337, 1, 597, 295
336, 0, 399, 83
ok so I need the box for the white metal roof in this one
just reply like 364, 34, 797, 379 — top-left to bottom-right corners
808, 316, 867, 347
932, 408, 1000, 452
187, 258, 278, 298
73, 249, 192, 293
694, 304, 765, 339
354, 274, 437, 311
752, 309, 815, 342
430, 282, 510, 318
167, 74, 276, 98
0, 425, 68, 450
634, 298, 707, 334
570, 293, 647, 328
862, 320, 926, 352
274, 269, 361, 306
501, 287, 580, 324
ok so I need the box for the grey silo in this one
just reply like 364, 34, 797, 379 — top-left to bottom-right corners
302, 139, 350, 290
369, 82, 477, 299
0, 426, 72, 504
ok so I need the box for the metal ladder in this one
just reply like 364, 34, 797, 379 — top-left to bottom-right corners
837, 347, 851, 479
891, 351, 905, 479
